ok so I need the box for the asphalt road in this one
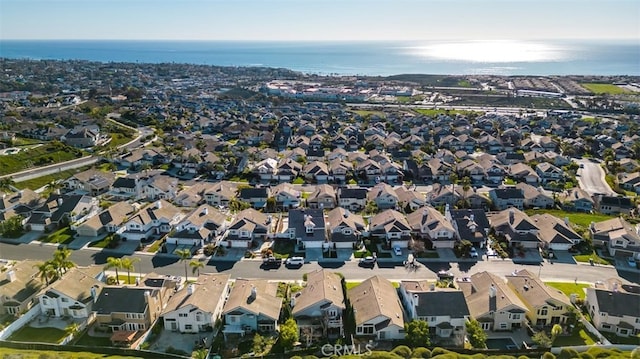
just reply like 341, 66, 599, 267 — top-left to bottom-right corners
2, 242, 638, 284
576, 159, 616, 196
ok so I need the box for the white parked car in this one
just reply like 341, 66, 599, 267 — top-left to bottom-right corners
393, 246, 402, 256
469, 247, 478, 258
285, 257, 304, 267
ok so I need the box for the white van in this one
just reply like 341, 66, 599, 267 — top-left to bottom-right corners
285, 257, 304, 267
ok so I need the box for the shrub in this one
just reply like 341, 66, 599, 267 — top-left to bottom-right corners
579, 353, 595, 359
558, 348, 579, 359
391, 345, 412, 359
411, 347, 431, 358
430, 348, 450, 356
541, 354, 556, 359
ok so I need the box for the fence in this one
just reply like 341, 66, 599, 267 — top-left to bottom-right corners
0, 303, 41, 340
0, 340, 190, 359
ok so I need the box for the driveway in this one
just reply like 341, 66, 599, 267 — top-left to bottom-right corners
576, 159, 616, 196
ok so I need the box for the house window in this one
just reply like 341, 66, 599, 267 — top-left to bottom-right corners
185, 325, 193, 330
602, 324, 611, 329
6, 306, 19, 315
179, 313, 188, 318
510, 313, 521, 320
619, 329, 629, 336
538, 308, 548, 316
362, 325, 374, 334
306, 226, 313, 234
138, 324, 145, 330
430, 317, 437, 322
61, 298, 68, 303
499, 323, 508, 329
481, 322, 491, 330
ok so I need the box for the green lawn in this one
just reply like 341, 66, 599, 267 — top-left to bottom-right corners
504, 178, 516, 185
349, 109, 386, 118
41, 227, 75, 245
88, 235, 112, 248
271, 240, 297, 259
146, 239, 163, 253
107, 133, 135, 148
74, 332, 116, 347
545, 281, 590, 300
580, 83, 633, 95
524, 209, 614, 228
574, 251, 614, 266
0, 348, 140, 359
353, 249, 372, 258
553, 327, 598, 346
602, 331, 640, 345
8, 326, 68, 343
414, 108, 483, 117
0, 142, 83, 176
14, 166, 92, 191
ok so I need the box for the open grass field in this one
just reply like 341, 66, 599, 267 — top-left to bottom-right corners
545, 281, 590, 300
41, 227, 75, 245
14, 166, 92, 191
524, 209, 614, 228
414, 108, 483, 117
8, 326, 68, 343
580, 83, 633, 95
0, 142, 83, 176
0, 348, 141, 359
350, 109, 387, 118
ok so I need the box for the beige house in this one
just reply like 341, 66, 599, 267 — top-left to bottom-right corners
38, 266, 104, 319
291, 269, 345, 343
75, 201, 136, 238
406, 205, 456, 249
457, 271, 527, 331
0, 260, 44, 316
506, 269, 572, 327
93, 286, 164, 335
349, 276, 405, 340
222, 279, 282, 340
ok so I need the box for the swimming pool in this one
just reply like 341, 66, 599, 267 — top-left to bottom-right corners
485, 337, 518, 350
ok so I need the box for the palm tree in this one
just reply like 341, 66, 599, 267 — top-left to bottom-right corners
189, 260, 204, 277
175, 249, 192, 282
45, 180, 63, 195
34, 261, 57, 285
551, 323, 563, 344
52, 247, 75, 277
104, 257, 123, 285
121, 257, 140, 284
0, 177, 15, 193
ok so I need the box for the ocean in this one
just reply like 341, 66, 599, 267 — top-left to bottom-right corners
0, 39, 638, 76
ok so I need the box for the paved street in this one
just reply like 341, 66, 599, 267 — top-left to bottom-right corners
2, 242, 638, 284
576, 158, 616, 196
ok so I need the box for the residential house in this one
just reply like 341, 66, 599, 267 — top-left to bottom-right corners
535, 162, 564, 185
291, 269, 346, 343
489, 188, 525, 210
531, 214, 582, 251
506, 269, 572, 327
0, 189, 42, 222
173, 182, 208, 208
64, 169, 115, 196
303, 161, 330, 183
328, 159, 352, 184
349, 276, 405, 340
618, 172, 640, 195
399, 281, 469, 343
307, 184, 337, 210
561, 188, 594, 213
406, 206, 456, 249
252, 158, 278, 181
508, 163, 540, 184
222, 208, 271, 248
326, 207, 366, 249
26, 194, 98, 232
595, 195, 634, 216
396, 186, 426, 212
204, 181, 237, 208
489, 208, 541, 249
38, 266, 104, 319
63, 127, 100, 148
276, 158, 303, 182
449, 209, 490, 248
167, 205, 226, 247
457, 271, 528, 331
369, 209, 411, 248
75, 201, 136, 238
426, 184, 461, 208
141, 175, 178, 201
0, 260, 44, 316
590, 218, 640, 259
222, 279, 282, 340
271, 183, 302, 210
93, 286, 164, 336
585, 288, 640, 337
337, 187, 368, 212
238, 187, 270, 209
120, 200, 183, 242
367, 183, 399, 210
288, 208, 326, 250
110, 177, 141, 200
162, 274, 231, 333
516, 183, 554, 209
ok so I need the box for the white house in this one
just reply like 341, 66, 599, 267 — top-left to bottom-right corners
586, 288, 640, 337
166, 205, 227, 247
38, 267, 103, 319
120, 200, 183, 242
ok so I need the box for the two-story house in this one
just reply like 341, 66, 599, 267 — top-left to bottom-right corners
406, 206, 456, 249
531, 214, 582, 251
367, 183, 399, 210
166, 205, 227, 247
535, 162, 564, 184
489, 208, 541, 249
369, 209, 411, 248
222, 208, 271, 248
561, 188, 594, 213
120, 200, 183, 242
457, 272, 528, 331
349, 276, 405, 340
75, 201, 136, 238
0, 260, 44, 316
506, 269, 572, 327
238, 187, 270, 210
516, 183, 555, 209
203, 181, 237, 208
162, 274, 231, 333
39, 266, 104, 319
489, 188, 525, 210
326, 207, 366, 249
64, 169, 115, 196
288, 208, 326, 250
449, 209, 490, 248
337, 187, 368, 212
399, 280, 469, 344
586, 287, 640, 338
271, 183, 302, 210
590, 217, 640, 261
292, 270, 345, 343
222, 279, 282, 341
0, 189, 42, 222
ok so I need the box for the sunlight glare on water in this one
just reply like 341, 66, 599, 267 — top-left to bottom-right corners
411, 40, 566, 63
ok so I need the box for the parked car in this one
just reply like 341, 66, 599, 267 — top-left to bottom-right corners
359, 256, 376, 268
437, 270, 454, 280
469, 247, 478, 258
393, 246, 402, 256
261, 256, 282, 269
628, 257, 637, 268
285, 256, 305, 268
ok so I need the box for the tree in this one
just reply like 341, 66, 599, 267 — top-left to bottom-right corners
45, 180, 63, 196
0, 177, 15, 192
34, 261, 57, 285
121, 257, 140, 284
278, 318, 299, 351
104, 257, 123, 285
551, 323, 563, 343
190, 259, 204, 277
532, 331, 552, 348
176, 249, 192, 282
404, 319, 431, 348
465, 319, 487, 349
52, 247, 75, 277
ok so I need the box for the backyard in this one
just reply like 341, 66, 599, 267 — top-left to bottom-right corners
523, 209, 613, 228
553, 326, 598, 346
0, 348, 137, 359
545, 282, 590, 300
8, 326, 68, 344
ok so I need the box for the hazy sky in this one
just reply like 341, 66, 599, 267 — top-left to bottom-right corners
1, 0, 638, 41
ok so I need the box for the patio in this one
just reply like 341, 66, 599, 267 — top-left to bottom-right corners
486, 327, 533, 349
148, 327, 217, 355
30, 314, 84, 330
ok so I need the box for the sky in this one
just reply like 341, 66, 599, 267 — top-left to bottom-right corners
1, 0, 638, 41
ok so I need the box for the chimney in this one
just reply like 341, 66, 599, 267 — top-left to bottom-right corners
413, 294, 419, 306
429, 283, 435, 291
564, 217, 570, 226
187, 284, 195, 295
508, 209, 515, 225
90, 286, 98, 303
144, 290, 151, 304
290, 296, 296, 307
155, 201, 162, 209
57, 197, 63, 206
489, 284, 497, 298
250, 286, 257, 299
6, 270, 16, 282
202, 207, 208, 216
